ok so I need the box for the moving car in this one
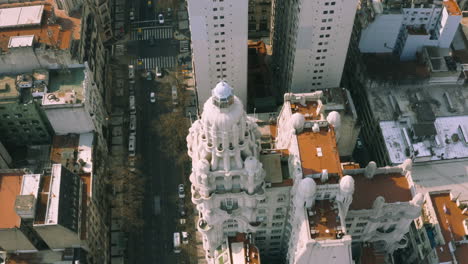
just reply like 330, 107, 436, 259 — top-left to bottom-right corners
178, 199, 186, 217
158, 14, 164, 24
129, 9, 135, 21
146, 71, 152, 80
150, 92, 156, 103
128, 65, 135, 83
178, 184, 185, 198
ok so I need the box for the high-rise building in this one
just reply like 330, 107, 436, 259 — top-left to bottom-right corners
187, 82, 423, 264
271, 0, 359, 94
187, 0, 248, 107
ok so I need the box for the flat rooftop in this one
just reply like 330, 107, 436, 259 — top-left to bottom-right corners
367, 83, 468, 122
0, 3, 75, 52
42, 68, 85, 106
0, 5, 44, 29
50, 133, 93, 176
0, 75, 20, 101
292, 101, 342, 183
381, 116, 468, 164
8, 35, 35, 48
0, 172, 23, 229
307, 200, 342, 240
430, 193, 468, 263
350, 173, 412, 210
412, 160, 468, 202
228, 233, 260, 264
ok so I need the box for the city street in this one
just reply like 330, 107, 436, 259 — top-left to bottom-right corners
124, 1, 196, 263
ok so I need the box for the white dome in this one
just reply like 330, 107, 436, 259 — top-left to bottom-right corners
212, 81, 233, 99
244, 156, 258, 173
339, 175, 355, 194
326, 111, 341, 128
291, 113, 305, 133
298, 177, 317, 198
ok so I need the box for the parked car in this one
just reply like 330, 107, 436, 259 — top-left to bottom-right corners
178, 199, 186, 217
129, 9, 135, 21
150, 92, 156, 103
146, 71, 152, 81
182, 232, 189, 244
158, 13, 164, 24
178, 184, 185, 198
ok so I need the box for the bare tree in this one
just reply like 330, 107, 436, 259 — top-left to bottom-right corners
152, 110, 190, 165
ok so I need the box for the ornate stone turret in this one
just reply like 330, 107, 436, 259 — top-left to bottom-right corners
186, 81, 266, 262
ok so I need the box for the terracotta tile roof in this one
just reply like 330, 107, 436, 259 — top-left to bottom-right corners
0, 2, 80, 52
443, 0, 461, 16
342, 162, 360, 170
307, 200, 342, 240
297, 127, 342, 180
430, 193, 468, 264
228, 233, 260, 264
360, 245, 386, 264
350, 173, 412, 210
0, 173, 23, 229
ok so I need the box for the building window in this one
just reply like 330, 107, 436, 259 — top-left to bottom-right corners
270, 242, 280, 246
272, 229, 282, 234
356, 222, 367, 227
220, 16, 224, 19
213, 8, 217, 11
272, 222, 282, 227
271, 236, 281, 240
323, 11, 328, 14
256, 236, 266, 241
214, 16, 218, 19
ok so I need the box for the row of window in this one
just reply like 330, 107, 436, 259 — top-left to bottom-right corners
256, 235, 282, 241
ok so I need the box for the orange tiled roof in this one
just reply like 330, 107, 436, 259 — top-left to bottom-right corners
350, 173, 412, 210
0, 173, 23, 229
443, 0, 461, 16
0, 3, 77, 52
297, 127, 342, 179
431, 193, 468, 264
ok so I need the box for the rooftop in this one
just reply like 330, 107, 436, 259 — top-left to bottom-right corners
0, 172, 23, 228
0, 3, 78, 52
380, 115, 468, 164
0, 5, 44, 29
350, 173, 412, 210
50, 133, 93, 176
307, 200, 342, 240
367, 83, 468, 122
430, 193, 468, 263
0, 75, 20, 101
8, 35, 35, 48
443, 0, 461, 16
228, 233, 260, 264
42, 68, 85, 106
412, 160, 468, 202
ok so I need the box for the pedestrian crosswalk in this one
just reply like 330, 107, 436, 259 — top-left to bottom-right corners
131, 57, 177, 70
131, 27, 173, 40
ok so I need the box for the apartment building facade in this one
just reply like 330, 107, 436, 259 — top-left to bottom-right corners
271, 0, 359, 94
248, 0, 272, 38
187, 0, 248, 107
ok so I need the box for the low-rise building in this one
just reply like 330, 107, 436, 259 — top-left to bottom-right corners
421, 46, 464, 84
0, 4, 81, 74
41, 64, 107, 137
0, 73, 52, 147
359, 0, 462, 61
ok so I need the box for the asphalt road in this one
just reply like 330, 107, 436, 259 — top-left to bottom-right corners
126, 1, 192, 263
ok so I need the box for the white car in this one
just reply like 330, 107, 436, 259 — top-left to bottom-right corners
182, 232, 189, 244
150, 92, 156, 103
158, 14, 164, 24
129, 10, 135, 21
178, 184, 185, 198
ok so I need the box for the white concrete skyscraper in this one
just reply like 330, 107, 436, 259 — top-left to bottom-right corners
186, 81, 265, 262
187, 0, 248, 108
272, 0, 359, 94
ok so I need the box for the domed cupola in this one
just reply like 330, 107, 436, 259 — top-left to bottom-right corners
212, 81, 235, 109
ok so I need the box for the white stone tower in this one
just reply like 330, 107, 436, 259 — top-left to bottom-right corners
186, 81, 266, 263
